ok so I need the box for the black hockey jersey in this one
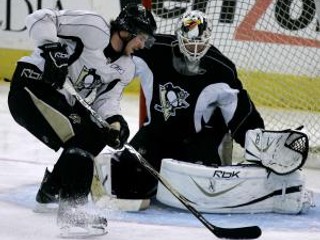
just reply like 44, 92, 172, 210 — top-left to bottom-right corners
134, 34, 264, 147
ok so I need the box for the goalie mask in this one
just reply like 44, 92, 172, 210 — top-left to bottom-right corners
176, 10, 212, 62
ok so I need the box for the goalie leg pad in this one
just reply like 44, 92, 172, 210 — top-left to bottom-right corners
156, 159, 314, 214
93, 153, 113, 198
92, 152, 150, 211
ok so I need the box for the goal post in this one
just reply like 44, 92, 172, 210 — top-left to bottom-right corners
140, 0, 320, 167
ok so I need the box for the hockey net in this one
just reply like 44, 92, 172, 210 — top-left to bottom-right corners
141, 0, 320, 167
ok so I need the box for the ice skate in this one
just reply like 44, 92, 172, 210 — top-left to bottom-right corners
34, 168, 59, 213
57, 197, 108, 238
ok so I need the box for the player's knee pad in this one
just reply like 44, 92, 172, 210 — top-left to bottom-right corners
59, 147, 94, 198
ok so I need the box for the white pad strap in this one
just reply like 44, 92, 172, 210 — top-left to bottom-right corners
93, 153, 113, 196
245, 129, 309, 175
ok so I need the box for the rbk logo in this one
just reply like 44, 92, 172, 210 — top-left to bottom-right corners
110, 63, 125, 74
212, 170, 240, 178
21, 68, 41, 80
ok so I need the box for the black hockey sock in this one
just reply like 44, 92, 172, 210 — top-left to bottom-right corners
58, 148, 94, 201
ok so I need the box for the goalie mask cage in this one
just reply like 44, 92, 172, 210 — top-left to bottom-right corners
140, 0, 320, 167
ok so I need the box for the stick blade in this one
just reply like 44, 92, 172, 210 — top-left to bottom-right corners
214, 225, 262, 239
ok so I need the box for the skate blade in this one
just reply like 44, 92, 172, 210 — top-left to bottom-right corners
59, 225, 108, 239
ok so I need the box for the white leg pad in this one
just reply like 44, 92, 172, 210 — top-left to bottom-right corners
94, 153, 113, 196
156, 159, 315, 214
92, 153, 150, 212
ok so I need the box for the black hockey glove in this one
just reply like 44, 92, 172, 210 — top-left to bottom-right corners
39, 42, 69, 89
105, 115, 130, 149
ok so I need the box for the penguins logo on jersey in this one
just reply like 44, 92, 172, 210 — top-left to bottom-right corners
155, 83, 189, 121
74, 66, 102, 90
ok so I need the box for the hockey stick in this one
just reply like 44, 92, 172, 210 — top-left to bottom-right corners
63, 81, 262, 239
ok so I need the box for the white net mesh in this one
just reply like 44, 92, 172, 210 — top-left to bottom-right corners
144, 0, 320, 167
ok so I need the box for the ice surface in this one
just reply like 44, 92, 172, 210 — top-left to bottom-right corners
0, 84, 319, 240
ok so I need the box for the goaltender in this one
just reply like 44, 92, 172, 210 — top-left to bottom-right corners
94, 9, 313, 215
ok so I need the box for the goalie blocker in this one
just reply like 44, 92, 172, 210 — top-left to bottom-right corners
156, 159, 314, 214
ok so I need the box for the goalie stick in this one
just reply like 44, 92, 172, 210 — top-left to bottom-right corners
63, 80, 262, 239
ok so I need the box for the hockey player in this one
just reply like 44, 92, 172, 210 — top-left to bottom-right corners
94, 10, 313, 214
7, 4, 156, 237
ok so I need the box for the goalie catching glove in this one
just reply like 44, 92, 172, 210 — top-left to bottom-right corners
39, 42, 69, 89
245, 128, 309, 175
105, 115, 130, 149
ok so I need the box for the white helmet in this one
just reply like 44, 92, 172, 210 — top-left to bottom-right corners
175, 10, 212, 62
